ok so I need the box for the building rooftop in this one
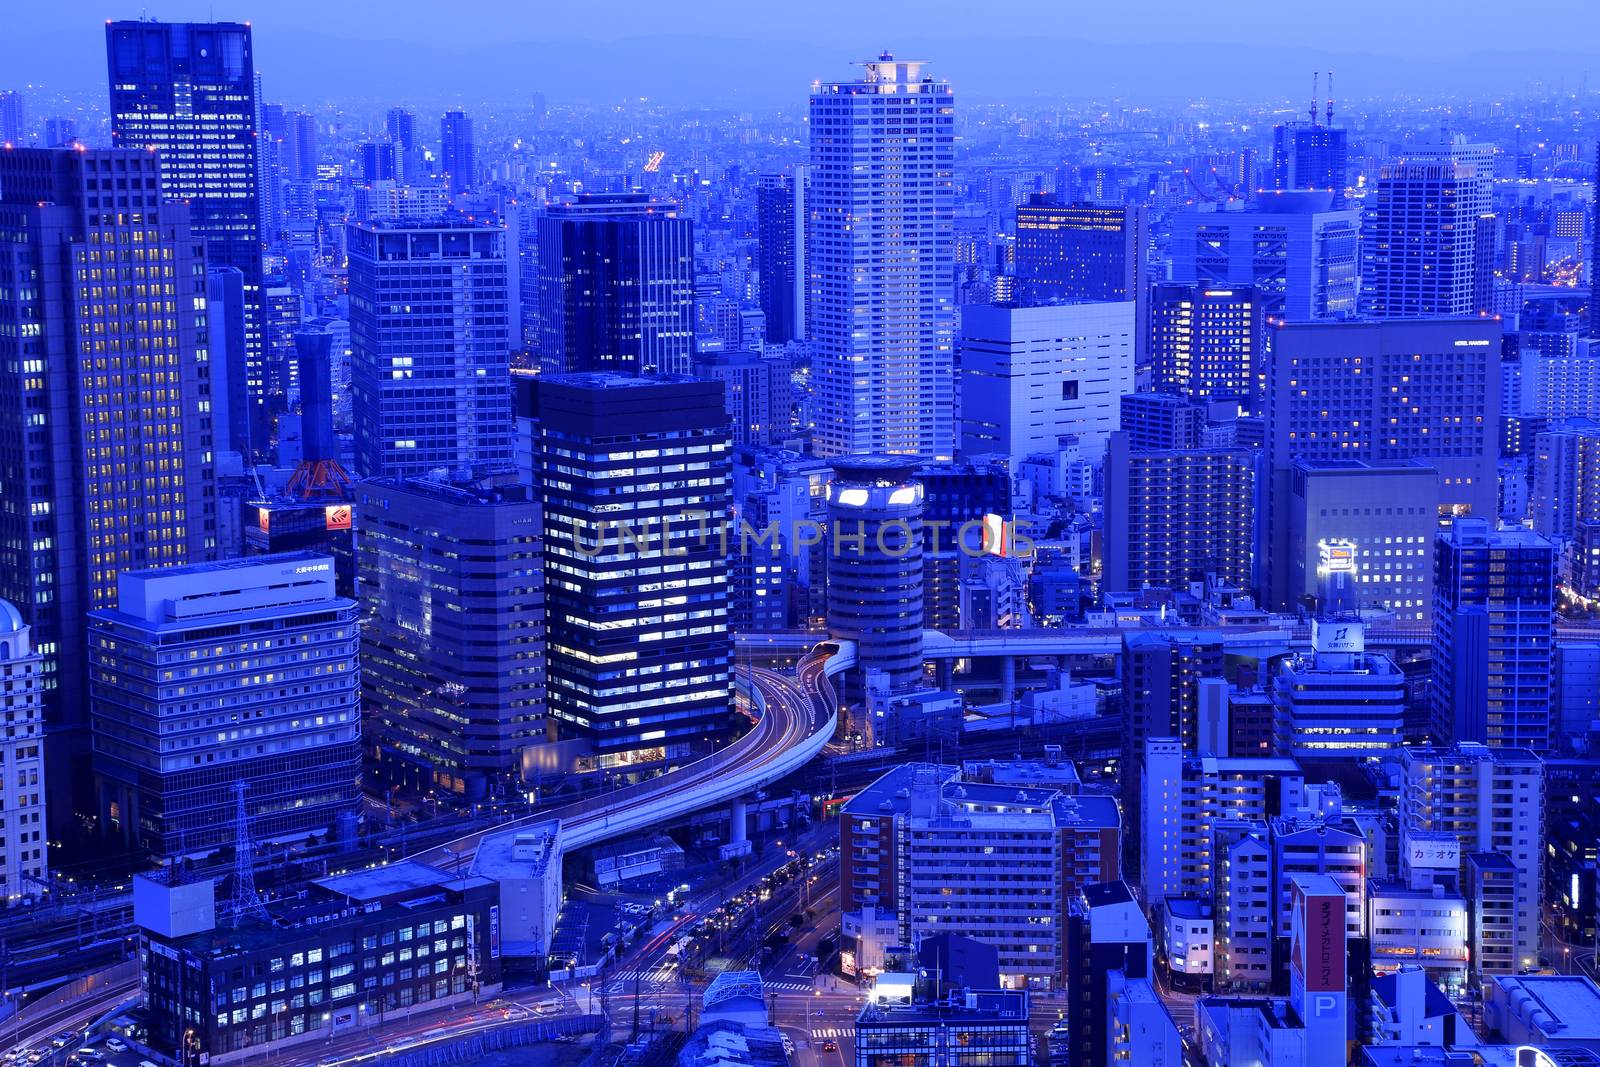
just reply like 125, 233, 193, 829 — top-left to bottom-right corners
315, 859, 491, 905
1491, 974, 1600, 1040
857, 989, 1028, 1028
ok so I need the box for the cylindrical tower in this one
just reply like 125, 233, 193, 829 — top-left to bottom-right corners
826, 456, 925, 694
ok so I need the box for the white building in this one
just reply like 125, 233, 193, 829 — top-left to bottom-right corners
959, 301, 1136, 464
1274, 620, 1407, 758
1397, 744, 1545, 971
471, 820, 563, 962
1367, 966, 1476, 1047
0, 601, 47, 900
1162, 897, 1214, 981
1368, 878, 1470, 995
1107, 971, 1184, 1067
809, 54, 955, 460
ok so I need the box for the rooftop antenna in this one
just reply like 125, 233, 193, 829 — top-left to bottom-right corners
1309, 71, 1320, 126
1325, 71, 1335, 127
228, 781, 269, 926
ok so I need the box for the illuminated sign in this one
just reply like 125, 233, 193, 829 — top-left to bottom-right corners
258, 509, 271, 533
1311, 619, 1364, 654
1406, 835, 1460, 872
1318, 539, 1356, 574
1290, 881, 1346, 994
981, 513, 1011, 557
325, 504, 352, 531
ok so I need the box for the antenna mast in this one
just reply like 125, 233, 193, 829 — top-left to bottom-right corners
229, 781, 269, 926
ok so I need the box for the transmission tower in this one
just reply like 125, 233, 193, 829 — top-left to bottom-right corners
228, 781, 269, 926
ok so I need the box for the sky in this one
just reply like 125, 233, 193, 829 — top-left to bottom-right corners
6, 0, 1600, 105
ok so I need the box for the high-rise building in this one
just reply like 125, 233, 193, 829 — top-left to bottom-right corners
1063, 882, 1155, 1067
356, 476, 545, 798
107, 20, 267, 456
1264, 318, 1500, 610
1271, 123, 1349, 197
386, 107, 418, 180
1398, 743, 1544, 971
440, 109, 474, 197
359, 141, 396, 183
206, 266, 250, 458
538, 192, 696, 376
42, 117, 77, 147
89, 555, 361, 861
1592, 141, 1599, 340
693, 350, 792, 447
809, 54, 955, 460
1013, 195, 1148, 334
1273, 620, 1405, 759
0, 147, 218, 825
524, 375, 733, 772
756, 171, 805, 345
0, 602, 48, 899
0, 90, 25, 145
959, 301, 1136, 464
1531, 420, 1600, 598
1169, 193, 1359, 321
285, 110, 317, 179
1119, 393, 1203, 451
1103, 433, 1257, 595
1361, 139, 1496, 317
1431, 518, 1556, 752
826, 457, 926, 695
348, 218, 515, 479
1150, 283, 1260, 405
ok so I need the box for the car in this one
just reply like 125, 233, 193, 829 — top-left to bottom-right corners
73, 1051, 104, 1064
822, 1040, 839, 1053
105, 1040, 128, 1054
141, 1060, 163, 1067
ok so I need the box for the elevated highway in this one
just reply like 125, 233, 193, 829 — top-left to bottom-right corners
416, 641, 854, 867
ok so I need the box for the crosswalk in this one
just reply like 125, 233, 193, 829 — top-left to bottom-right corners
764, 980, 815, 993
810, 1027, 852, 1039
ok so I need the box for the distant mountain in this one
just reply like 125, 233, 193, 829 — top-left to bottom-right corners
6, 28, 1594, 107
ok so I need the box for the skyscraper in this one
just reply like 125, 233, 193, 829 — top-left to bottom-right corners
756, 171, 805, 345
1432, 518, 1555, 752
1361, 139, 1496, 317
537, 192, 696, 376
524, 375, 733, 773
0, 90, 25, 145
386, 106, 418, 180
106, 20, 267, 455
0, 147, 217, 825
1263, 318, 1500, 610
1013, 195, 1148, 327
0, 602, 48, 899
1168, 192, 1359, 322
357, 476, 545, 798
348, 218, 515, 479
286, 110, 318, 179
809, 54, 956, 460
1592, 141, 1599, 339
440, 109, 474, 197
89, 554, 361, 861
1150, 284, 1259, 404
1271, 123, 1349, 197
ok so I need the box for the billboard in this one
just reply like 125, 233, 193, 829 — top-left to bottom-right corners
1290, 879, 1346, 994
1311, 619, 1364, 654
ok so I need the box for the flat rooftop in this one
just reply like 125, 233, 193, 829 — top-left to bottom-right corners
316, 859, 491, 904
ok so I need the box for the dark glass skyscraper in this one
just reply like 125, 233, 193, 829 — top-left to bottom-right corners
1271, 123, 1349, 198
756, 171, 804, 345
537, 192, 696, 376
106, 20, 268, 456
0, 148, 217, 827
440, 109, 474, 197
1014, 194, 1148, 306
523, 374, 732, 773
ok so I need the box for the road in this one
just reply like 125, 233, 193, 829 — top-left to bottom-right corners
417, 644, 842, 868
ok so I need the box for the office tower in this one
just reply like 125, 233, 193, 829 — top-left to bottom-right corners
841, 764, 1119, 989
386, 106, 418, 180
89, 555, 361, 861
756, 171, 805, 344
254, 83, 284, 248
1140, 739, 1305, 904
526, 375, 732, 770
1013, 195, 1148, 302
1273, 620, 1405, 759
1398, 743, 1544, 972
809, 54, 956, 460
1284, 461, 1439, 621
352, 180, 449, 223
1103, 432, 1256, 595
826, 457, 926, 695
1063, 882, 1155, 1067
263, 284, 301, 422
0, 90, 25, 145
107, 20, 267, 457
440, 109, 474, 197
1271, 123, 1350, 197
693, 350, 792, 447
0, 148, 218, 825
282, 110, 317, 178
359, 141, 396, 183
1150, 283, 1259, 405
0, 603, 48, 899
43, 117, 78, 147
958, 301, 1136, 463
206, 267, 250, 457
1361, 139, 1496, 317
348, 218, 515, 479
918, 461, 1012, 633
1264, 318, 1500, 610
1530, 418, 1600, 533
538, 192, 696, 376
1169, 193, 1359, 321
1431, 518, 1555, 751
356, 476, 544, 797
